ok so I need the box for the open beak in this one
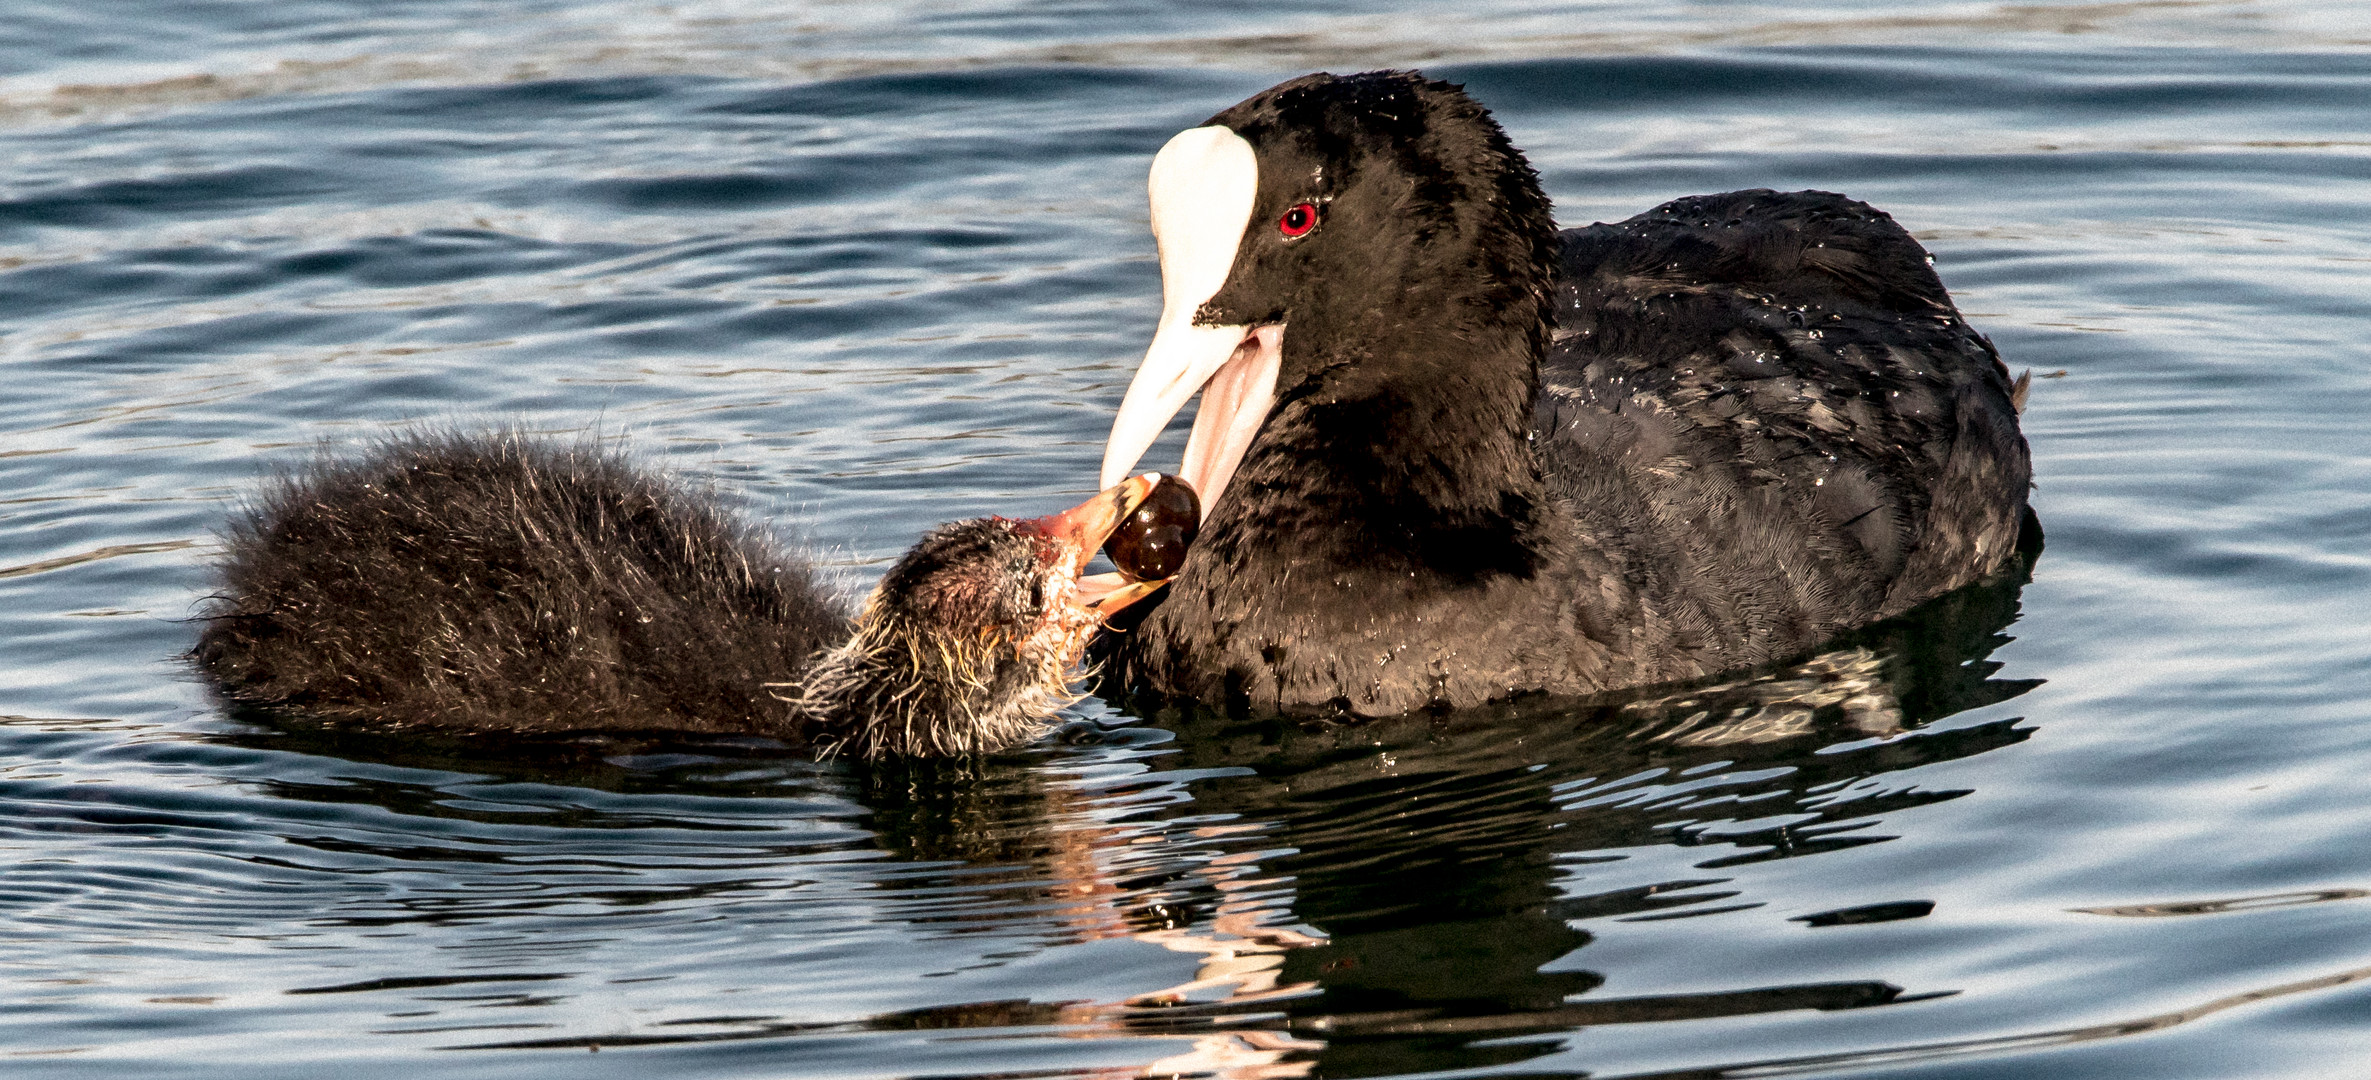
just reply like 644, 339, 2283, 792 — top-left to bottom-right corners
1027, 474, 1169, 618
1097, 124, 1282, 520
1100, 322, 1281, 521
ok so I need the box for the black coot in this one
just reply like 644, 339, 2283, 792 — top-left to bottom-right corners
1093, 71, 2032, 715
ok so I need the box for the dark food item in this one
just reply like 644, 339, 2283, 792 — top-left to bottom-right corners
1103, 473, 1199, 581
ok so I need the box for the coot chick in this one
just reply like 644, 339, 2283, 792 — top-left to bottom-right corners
193, 432, 1163, 759
1094, 71, 2033, 715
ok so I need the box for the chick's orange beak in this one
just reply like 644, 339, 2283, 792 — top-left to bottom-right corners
1026, 473, 1168, 617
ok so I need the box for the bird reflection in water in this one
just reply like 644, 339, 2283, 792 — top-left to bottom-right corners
206, 530, 2035, 1072
849, 527, 2041, 1077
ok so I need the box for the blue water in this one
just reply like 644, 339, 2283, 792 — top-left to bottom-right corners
4, 2, 2370, 1076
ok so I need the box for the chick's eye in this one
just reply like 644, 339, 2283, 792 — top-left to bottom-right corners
1278, 202, 1318, 238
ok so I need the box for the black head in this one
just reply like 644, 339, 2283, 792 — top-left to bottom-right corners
1200, 71, 1559, 373
1100, 71, 1560, 517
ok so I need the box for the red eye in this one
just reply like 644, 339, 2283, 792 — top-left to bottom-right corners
1278, 202, 1318, 238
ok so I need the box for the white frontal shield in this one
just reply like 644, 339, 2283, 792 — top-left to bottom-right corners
1099, 125, 1281, 518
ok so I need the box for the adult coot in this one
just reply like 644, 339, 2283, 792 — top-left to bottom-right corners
194, 432, 1166, 758
1095, 71, 2032, 715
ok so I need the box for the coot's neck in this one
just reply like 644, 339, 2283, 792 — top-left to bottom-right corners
1218, 281, 1555, 583
1119, 289, 1573, 715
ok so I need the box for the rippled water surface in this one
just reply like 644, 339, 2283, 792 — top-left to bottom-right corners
5, 2, 2370, 1076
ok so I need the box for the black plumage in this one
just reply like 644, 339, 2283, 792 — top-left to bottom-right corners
196, 70, 2031, 737
1099, 72, 2031, 715
193, 432, 1124, 758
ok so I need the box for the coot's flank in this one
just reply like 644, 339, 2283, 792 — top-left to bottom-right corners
194, 432, 1164, 759
1096, 71, 2031, 715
